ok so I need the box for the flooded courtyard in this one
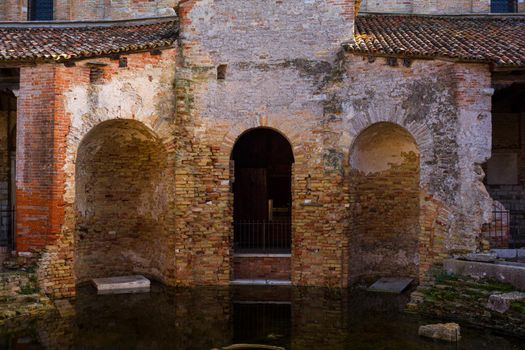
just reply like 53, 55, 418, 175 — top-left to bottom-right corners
0, 284, 524, 350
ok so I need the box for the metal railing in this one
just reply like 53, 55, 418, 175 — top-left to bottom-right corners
484, 204, 525, 248
234, 220, 291, 254
0, 208, 14, 248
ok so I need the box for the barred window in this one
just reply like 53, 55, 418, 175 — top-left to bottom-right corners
491, 0, 518, 13
29, 0, 54, 21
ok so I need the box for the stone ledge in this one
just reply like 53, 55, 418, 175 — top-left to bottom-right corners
443, 258, 525, 291
230, 279, 291, 286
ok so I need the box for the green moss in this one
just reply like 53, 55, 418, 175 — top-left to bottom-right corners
475, 279, 515, 293
510, 300, 525, 314
423, 288, 458, 302
18, 274, 40, 295
432, 269, 459, 284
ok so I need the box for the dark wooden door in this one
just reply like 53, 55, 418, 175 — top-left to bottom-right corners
234, 168, 267, 221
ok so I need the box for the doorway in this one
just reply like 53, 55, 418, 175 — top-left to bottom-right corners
231, 128, 294, 255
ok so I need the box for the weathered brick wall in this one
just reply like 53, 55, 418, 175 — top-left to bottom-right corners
339, 55, 493, 281
66, 0, 177, 20
175, 0, 356, 287
0, 0, 28, 21
360, 0, 491, 13
0, 0, 176, 21
233, 257, 291, 280
74, 119, 171, 283
15, 50, 177, 298
349, 123, 420, 282
12, 1, 496, 295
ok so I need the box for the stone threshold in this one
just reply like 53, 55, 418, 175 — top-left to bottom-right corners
233, 300, 292, 305
233, 253, 291, 258
230, 279, 292, 286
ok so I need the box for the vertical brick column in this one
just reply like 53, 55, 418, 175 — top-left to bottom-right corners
16, 64, 75, 298
17, 65, 55, 253
16, 64, 67, 254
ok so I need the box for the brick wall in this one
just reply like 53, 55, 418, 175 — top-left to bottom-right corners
0, 0, 28, 21
360, 0, 492, 13
11, 2, 496, 297
175, 0, 356, 288
233, 256, 291, 280
0, 0, 176, 21
339, 56, 493, 280
14, 50, 177, 298
349, 123, 420, 282
74, 119, 171, 283
66, 0, 177, 20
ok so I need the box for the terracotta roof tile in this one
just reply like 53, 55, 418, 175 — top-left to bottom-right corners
347, 14, 525, 67
0, 18, 178, 62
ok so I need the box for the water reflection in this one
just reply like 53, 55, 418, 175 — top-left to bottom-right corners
0, 284, 524, 349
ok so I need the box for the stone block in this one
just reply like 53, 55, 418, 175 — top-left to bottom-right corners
491, 249, 519, 259
487, 292, 525, 313
367, 278, 413, 294
418, 323, 461, 342
443, 259, 525, 291
92, 275, 150, 295
462, 253, 497, 263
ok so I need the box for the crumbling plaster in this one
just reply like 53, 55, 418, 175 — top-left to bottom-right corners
341, 55, 494, 255
59, 51, 177, 286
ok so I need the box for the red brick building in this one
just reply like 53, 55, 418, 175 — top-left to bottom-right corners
0, 0, 524, 298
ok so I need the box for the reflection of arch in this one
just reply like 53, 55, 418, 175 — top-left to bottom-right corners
349, 122, 421, 282
74, 119, 170, 283
231, 127, 294, 254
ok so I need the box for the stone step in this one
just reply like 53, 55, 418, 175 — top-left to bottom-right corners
92, 275, 150, 295
367, 277, 413, 294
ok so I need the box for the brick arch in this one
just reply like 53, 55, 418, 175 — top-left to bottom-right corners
221, 117, 304, 158
347, 114, 440, 282
347, 107, 435, 178
73, 118, 173, 283
348, 121, 422, 282
70, 116, 176, 152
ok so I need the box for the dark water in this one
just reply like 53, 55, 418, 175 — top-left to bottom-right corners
0, 284, 524, 350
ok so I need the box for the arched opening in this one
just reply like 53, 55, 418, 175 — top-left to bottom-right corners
483, 82, 525, 248
349, 122, 421, 283
75, 119, 169, 283
231, 128, 294, 255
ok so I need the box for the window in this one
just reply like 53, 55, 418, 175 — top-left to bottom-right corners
491, 0, 518, 13
29, 0, 54, 21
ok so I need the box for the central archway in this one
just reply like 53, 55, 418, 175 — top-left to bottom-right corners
231, 128, 295, 255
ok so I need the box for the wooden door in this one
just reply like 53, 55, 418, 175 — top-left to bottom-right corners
234, 168, 267, 221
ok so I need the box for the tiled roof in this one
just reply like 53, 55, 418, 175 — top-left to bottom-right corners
0, 18, 178, 62
347, 14, 525, 67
